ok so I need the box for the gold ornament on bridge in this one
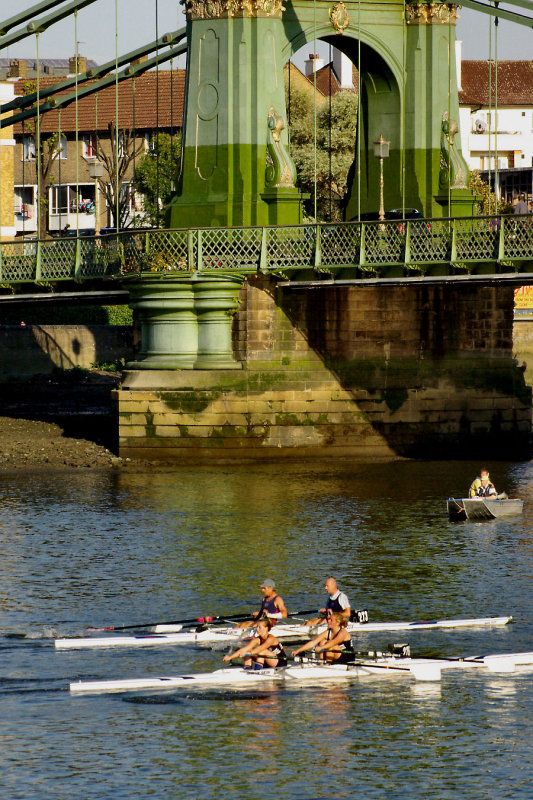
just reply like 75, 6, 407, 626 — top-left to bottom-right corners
406, 2, 458, 25
329, 2, 349, 33
265, 107, 296, 189
440, 112, 467, 190
181, 0, 285, 19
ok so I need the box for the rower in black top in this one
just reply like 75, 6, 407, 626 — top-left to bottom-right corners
223, 618, 288, 668
292, 613, 354, 664
236, 579, 288, 628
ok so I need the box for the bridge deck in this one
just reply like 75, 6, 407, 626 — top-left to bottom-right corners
1, 215, 532, 288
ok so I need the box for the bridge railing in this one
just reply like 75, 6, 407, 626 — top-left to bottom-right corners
1, 214, 532, 285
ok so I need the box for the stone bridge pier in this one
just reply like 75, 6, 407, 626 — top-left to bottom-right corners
117, 278, 531, 462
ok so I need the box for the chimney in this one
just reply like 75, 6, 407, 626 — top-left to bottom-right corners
304, 53, 325, 77
130, 55, 148, 66
8, 59, 28, 79
69, 55, 87, 74
332, 49, 354, 90
455, 40, 462, 91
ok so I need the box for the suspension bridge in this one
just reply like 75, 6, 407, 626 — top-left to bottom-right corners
0, 0, 532, 462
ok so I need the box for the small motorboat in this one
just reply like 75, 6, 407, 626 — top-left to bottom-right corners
447, 496, 524, 521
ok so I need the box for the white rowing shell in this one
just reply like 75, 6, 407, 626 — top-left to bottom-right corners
69, 650, 533, 694
69, 659, 428, 694
55, 615, 513, 650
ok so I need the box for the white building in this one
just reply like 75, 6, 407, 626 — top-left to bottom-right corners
458, 47, 533, 201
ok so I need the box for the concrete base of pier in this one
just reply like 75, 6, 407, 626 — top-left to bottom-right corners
116, 278, 531, 463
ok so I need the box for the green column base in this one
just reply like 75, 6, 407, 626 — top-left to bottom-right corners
435, 189, 479, 218
261, 188, 307, 226
193, 275, 244, 370
126, 278, 197, 370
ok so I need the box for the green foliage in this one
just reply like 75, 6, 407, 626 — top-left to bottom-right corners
134, 133, 182, 226
91, 358, 126, 371
469, 170, 513, 216
103, 305, 133, 325
287, 87, 358, 221
0, 304, 132, 326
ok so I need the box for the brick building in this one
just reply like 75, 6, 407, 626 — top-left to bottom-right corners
8, 58, 184, 236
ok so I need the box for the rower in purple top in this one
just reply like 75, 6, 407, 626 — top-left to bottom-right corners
235, 579, 288, 628
307, 577, 351, 627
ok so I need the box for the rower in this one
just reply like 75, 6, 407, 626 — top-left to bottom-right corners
235, 579, 288, 629
307, 577, 351, 626
292, 612, 355, 664
222, 618, 288, 669
469, 469, 496, 498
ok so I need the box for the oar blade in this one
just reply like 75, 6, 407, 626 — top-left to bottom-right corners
409, 661, 442, 682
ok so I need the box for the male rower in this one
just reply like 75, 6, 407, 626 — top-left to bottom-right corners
307, 577, 351, 626
235, 579, 288, 628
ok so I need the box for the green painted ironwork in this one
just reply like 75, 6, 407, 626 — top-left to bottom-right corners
0, 0, 99, 49
1, 216, 532, 286
0, 28, 186, 120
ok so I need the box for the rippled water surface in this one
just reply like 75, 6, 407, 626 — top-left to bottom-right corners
1, 460, 532, 800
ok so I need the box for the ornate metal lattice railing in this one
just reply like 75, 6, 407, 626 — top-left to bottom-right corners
1, 215, 532, 285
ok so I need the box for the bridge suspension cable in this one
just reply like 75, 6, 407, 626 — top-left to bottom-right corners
0, 0, 99, 49
0, 28, 186, 117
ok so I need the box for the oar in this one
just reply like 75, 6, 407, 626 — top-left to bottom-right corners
87, 608, 320, 633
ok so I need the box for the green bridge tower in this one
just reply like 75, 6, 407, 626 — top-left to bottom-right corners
129, 0, 476, 371
167, 0, 475, 228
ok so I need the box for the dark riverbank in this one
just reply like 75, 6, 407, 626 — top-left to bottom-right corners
0, 371, 129, 470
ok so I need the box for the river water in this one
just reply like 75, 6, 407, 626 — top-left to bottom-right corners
1, 459, 532, 800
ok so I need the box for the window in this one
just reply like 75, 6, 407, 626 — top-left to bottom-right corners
22, 134, 36, 161
49, 184, 95, 214
145, 132, 155, 152
14, 186, 35, 217
83, 134, 97, 159
50, 185, 70, 215
56, 134, 67, 160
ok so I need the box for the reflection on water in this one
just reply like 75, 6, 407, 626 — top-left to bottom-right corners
0, 459, 531, 799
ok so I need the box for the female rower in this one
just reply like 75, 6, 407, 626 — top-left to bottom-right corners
291, 612, 354, 664
222, 618, 288, 669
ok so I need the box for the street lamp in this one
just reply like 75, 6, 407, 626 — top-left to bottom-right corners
373, 134, 390, 222
88, 159, 104, 235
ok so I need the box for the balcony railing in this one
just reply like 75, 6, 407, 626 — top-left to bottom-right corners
0, 214, 532, 285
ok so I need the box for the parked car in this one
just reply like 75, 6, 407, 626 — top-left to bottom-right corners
350, 208, 427, 234
350, 208, 425, 222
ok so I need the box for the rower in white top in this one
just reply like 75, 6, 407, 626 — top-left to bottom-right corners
307, 577, 351, 626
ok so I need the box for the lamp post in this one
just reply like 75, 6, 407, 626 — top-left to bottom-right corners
373, 134, 390, 223
88, 159, 104, 235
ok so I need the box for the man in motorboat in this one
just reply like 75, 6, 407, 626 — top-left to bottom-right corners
291, 612, 355, 664
475, 476, 498, 498
235, 579, 288, 628
469, 469, 497, 498
306, 577, 351, 626
222, 617, 288, 669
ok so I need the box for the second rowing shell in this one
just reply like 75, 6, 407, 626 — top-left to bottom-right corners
54, 615, 513, 650
69, 650, 533, 694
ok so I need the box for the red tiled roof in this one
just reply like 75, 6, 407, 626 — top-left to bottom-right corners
12, 69, 185, 134
459, 61, 533, 106
310, 62, 357, 96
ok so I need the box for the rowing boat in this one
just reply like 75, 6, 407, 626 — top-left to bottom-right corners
55, 614, 513, 650
69, 649, 533, 694
447, 497, 524, 521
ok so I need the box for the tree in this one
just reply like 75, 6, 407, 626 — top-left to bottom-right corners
133, 132, 182, 227
286, 86, 358, 221
469, 169, 513, 216
22, 81, 63, 237
95, 122, 145, 229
